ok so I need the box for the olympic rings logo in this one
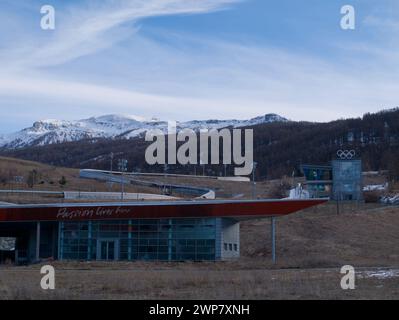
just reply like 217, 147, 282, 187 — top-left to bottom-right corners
337, 150, 356, 160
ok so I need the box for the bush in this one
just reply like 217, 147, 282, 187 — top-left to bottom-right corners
269, 178, 292, 199
27, 170, 38, 188
0, 169, 7, 184
364, 191, 382, 203
59, 176, 67, 187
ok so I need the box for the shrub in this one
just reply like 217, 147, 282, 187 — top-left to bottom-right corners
269, 179, 292, 199
363, 191, 382, 203
59, 176, 67, 187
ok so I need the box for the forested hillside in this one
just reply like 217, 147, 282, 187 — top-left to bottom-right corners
2, 109, 399, 180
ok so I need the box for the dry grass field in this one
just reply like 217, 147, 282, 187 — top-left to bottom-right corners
0, 157, 178, 204
0, 156, 291, 203
1, 266, 399, 300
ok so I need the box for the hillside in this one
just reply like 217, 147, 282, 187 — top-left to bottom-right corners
0, 156, 282, 203
1, 109, 399, 180
0, 157, 163, 203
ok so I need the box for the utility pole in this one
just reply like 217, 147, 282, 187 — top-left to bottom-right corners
292, 169, 295, 188
118, 159, 128, 201
224, 164, 227, 177
163, 164, 168, 195
164, 163, 168, 177
252, 161, 258, 199
110, 152, 114, 172
199, 152, 206, 177
36, 222, 41, 262
199, 158, 205, 176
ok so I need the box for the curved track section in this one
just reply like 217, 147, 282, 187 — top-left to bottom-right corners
80, 169, 216, 199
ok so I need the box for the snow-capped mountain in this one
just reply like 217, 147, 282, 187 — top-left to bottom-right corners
0, 113, 288, 149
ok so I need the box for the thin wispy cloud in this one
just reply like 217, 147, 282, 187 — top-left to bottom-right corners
0, 0, 398, 133
6, 0, 238, 68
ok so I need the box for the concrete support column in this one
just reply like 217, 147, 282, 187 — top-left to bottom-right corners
58, 222, 63, 260
128, 220, 132, 261
88, 221, 92, 260
52, 224, 57, 259
168, 219, 173, 262
36, 222, 41, 262
271, 217, 276, 264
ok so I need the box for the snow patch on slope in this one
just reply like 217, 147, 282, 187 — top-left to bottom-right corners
0, 113, 288, 149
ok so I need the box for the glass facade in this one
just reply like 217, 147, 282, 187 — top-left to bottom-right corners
59, 218, 220, 261
332, 160, 363, 200
301, 165, 333, 181
300, 165, 333, 198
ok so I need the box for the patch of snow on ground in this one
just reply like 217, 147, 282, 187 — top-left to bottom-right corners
286, 184, 310, 199
380, 194, 399, 205
358, 269, 399, 279
363, 183, 388, 191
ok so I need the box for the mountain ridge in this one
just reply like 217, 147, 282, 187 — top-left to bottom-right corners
0, 113, 288, 149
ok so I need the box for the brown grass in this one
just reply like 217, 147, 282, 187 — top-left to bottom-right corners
0, 156, 286, 203
0, 157, 178, 204
1, 266, 398, 300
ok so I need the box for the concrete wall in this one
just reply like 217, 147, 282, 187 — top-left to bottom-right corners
217, 177, 250, 182
220, 218, 240, 260
64, 191, 179, 201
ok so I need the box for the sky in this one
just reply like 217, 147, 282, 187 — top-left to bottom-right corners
0, 0, 399, 133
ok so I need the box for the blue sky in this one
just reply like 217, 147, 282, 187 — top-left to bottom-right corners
0, 0, 399, 133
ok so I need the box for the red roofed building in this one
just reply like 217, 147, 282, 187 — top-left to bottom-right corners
0, 199, 326, 264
